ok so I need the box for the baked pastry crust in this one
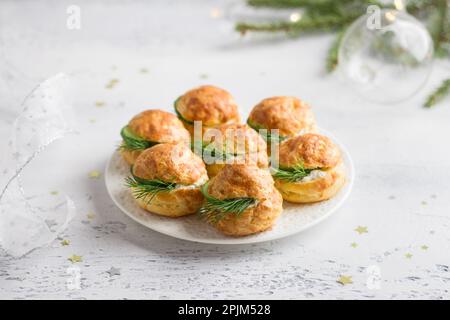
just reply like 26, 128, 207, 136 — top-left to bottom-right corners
202, 124, 269, 177
274, 134, 345, 203
247, 96, 317, 137
133, 143, 207, 185
274, 162, 346, 203
130, 144, 208, 217
175, 85, 240, 131
121, 109, 190, 165
278, 133, 341, 169
205, 165, 283, 236
135, 187, 205, 217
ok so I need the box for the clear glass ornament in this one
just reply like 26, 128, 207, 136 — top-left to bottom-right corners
338, 9, 434, 103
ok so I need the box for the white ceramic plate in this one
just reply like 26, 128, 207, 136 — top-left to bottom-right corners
105, 131, 354, 244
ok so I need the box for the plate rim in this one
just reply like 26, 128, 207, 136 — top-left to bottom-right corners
104, 129, 355, 244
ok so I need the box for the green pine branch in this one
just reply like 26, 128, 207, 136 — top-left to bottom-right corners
424, 78, 450, 107
247, 0, 327, 8
247, 0, 384, 10
238, 0, 450, 107
326, 27, 346, 72
236, 12, 356, 36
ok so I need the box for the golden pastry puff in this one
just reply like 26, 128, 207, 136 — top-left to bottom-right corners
247, 96, 317, 153
201, 123, 269, 178
174, 85, 241, 136
120, 109, 191, 165
200, 164, 283, 236
273, 133, 345, 203
127, 143, 208, 217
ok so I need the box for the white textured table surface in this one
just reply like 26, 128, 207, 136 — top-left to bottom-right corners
1, 0, 450, 299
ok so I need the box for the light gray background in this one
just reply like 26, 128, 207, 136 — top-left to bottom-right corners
1, 0, 450, 299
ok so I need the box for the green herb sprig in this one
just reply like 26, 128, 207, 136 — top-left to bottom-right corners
125, 173, 177, 204
120, 126, 157, 151
271, 163, 315, 182
200, 141, 245, 162
198, 182, 258, 223
247, 120, 287, 143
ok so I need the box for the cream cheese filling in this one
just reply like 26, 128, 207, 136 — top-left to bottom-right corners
300, 169, 327, 182
174, 175, 208, 190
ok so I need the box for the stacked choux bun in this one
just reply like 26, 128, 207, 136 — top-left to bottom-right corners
120, 109, 190, 165
174, 85, 240, 136
121, 85, 346, 236
200, 164, 283, 236
128, 143, 208, 217
202, 123, 269, 178
247, 96, 317, 154
273, 133, 346, 203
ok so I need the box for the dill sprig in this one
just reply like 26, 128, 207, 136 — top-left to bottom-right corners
424, 78, 450, 108
271, 163, 315, 182
198, 182, 258, 223
120, 126, 157, 151
174, 97, 195, 125
246, 120, 287, 143
200, 140, 245, 162
125, 173, 177, 204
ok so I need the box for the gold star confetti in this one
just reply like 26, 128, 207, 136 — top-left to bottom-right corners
50, 191, 59, 195
405, 253, 413, 259
350, 242, 358, 248
140, 68, 148, 74
68, 255, 82, 263
61, 239, 70, 246
199, 73, 209, 79
87, 212, 95, 220
420, 245, 429, 250
95, 101, 105, 107
105, 78, 119, 89
337, 275, 353, 285
89, 170, 101, 179
354, 226, 368, 235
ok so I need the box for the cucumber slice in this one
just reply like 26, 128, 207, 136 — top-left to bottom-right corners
174, 97, 195, 125
120, 126, 157, 151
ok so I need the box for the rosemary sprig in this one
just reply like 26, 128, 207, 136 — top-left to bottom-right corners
198, 182, 258, 223
424, 78, 450, 108
120, 126, 157, 151
125, 173, 177, 204
271, 163, 315, 182
247, 120, 287, 143
174, 97, 195, 125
